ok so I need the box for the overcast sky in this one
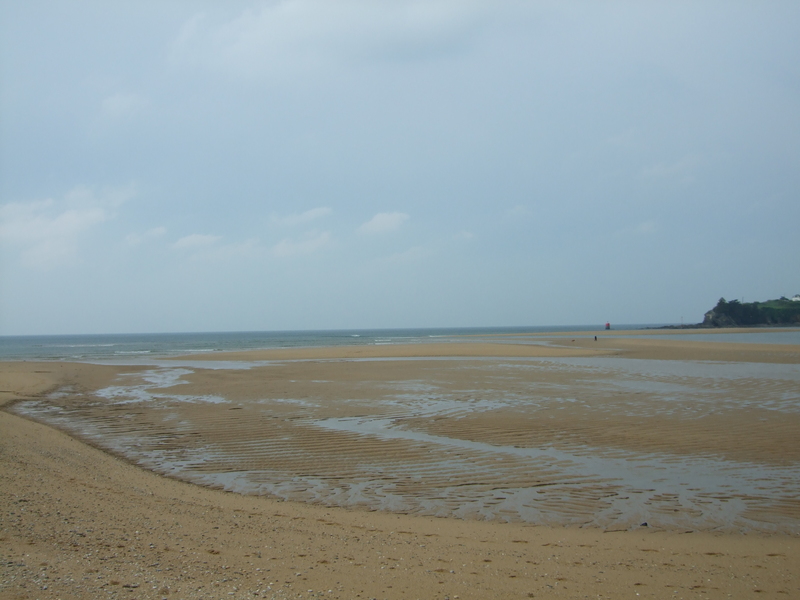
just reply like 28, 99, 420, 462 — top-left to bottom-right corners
1, 1, 799, 335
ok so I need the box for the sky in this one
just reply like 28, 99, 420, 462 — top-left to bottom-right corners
1, 1, 799, 335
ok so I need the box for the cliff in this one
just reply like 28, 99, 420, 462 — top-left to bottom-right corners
702, 297, 800, 327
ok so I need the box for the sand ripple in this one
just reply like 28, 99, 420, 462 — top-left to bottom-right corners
13, 353, 800, 533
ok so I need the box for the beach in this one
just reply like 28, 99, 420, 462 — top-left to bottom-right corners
2, 332, 800, 598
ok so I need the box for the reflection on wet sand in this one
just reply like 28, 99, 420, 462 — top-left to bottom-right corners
13, 342, 800, 534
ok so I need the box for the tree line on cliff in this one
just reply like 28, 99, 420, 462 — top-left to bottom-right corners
702, 297, 800, 327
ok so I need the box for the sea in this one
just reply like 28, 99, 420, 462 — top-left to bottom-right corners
0, 324, 668, 362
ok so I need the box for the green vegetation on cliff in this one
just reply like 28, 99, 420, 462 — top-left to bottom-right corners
702, 297, 800, 327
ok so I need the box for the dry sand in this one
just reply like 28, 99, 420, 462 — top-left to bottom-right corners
2, 336, 800, 599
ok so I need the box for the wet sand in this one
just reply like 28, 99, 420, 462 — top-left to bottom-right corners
2, 335, 800, 598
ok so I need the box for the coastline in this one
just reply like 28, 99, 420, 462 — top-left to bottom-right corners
2, 336, 800, 598
170, 334, 800, 363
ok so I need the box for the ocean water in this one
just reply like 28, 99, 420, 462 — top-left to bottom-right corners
0, 324, 662, 361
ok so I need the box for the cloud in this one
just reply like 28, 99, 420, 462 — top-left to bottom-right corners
271, 207, 332, 226
173, 233, 221, 249
62, 183, 136, 210
171, 0, 490, 77
635, 220, 657, 234
505, 205, 532, 218
0, 185, 134, 268
171, 235, 265, 262
362, 244, 430, 270
206, 238, 263, 261
385, 245, 429, 263
101, 93, 149, 119
359, 212, 409, 234
272, 231, 331, 257
606, 128, 640, 149
614, 220, 658, 238
126, 226, 166, 246
641, 154, 703, 182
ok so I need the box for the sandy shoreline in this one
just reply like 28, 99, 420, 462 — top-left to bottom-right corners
164, 332, 800, 364
2, 336, 800, 598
